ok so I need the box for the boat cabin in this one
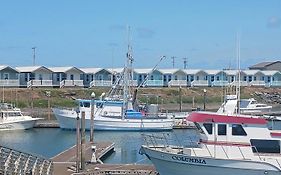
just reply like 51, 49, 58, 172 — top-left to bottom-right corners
188, 112, 281, 154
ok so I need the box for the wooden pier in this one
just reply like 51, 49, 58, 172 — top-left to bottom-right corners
51, 142, 157, 175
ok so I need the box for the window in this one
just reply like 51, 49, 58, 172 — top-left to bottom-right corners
231, 76, 234, 82
194, 122, 204, 134
267, 76, 271, 82
39, 74, 43, 80
56, 73, 60, 81
86, 74, 89, 82
168, 75, 171, 81
218, 124, 226, 135
250, 139, 280, 153
186, 75, 189, 82
203, 123, 213, 134
254, 76, 256, 81
232, 124, 247, 136
163, 75, 167, 81
196, 76, 199, 80
3, 73, 9, 80
216, 76, 220, 81
248, 76, 252, 82
211, 76, 214, 82
205, 76, 207, 80
151, 75, 154, 80
243, 76, 247, 81
175, 75, 178, 80
191, 76, 194, 81
70, 74, 74, 80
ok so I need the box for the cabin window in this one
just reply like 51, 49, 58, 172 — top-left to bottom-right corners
203, 123, 213, 134
196, 76, 199, 80
86, 74, 89, 82
163, 75, 167, 81
231, 76, 234, 82
70, 74, 74, 80
250, 139, 280, 153
211, 76, 214, 82
168, 75, 172, 81
150, 75, 154, 80
243, 76, 247, 81
218, 124, 226, 135
232, 124, 247, 136
83, 102, 90, 108
39, 74, 43, 80
205, 76, 207, 80
56, 73, 60, 81
194, 122, 204, 134
175, 75, 178, 80
190, 76, 194, 81
186, 75, 189, 82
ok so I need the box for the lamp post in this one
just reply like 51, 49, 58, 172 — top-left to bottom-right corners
46, 91, 51, 120
90, 92, 95, 143
75, 107, 80, 172
203, 89, 207, 111
32, 47, 36, 66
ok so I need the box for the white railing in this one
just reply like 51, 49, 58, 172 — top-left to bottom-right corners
191, 80, 209, 87
230, 81, 249, 87
27, 80, 53, 88
249, 81, 266, 86
211, 81, 230, 87
270, 81, 281, 87
0, 80, 19, 87
60, 80, 84, 88
145, 80, 164, 87
168, 80, 187, 87
89, 80, 112, 87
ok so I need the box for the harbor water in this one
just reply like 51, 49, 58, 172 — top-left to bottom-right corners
0, 128, 200, 164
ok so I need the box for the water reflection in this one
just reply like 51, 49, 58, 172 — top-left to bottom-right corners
0, 128, 200, 164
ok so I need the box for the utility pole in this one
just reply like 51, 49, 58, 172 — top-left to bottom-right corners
171, 56, 176, 68
32, 47, 36, 66
183, 57, 188, 69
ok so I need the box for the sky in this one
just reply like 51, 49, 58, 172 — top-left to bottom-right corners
0, 0, 280, 69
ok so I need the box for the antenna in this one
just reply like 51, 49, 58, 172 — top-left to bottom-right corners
171, 56, 176, 68
236, 32, 241, 114
183, 57, 188, 69
32, 47, 36, 66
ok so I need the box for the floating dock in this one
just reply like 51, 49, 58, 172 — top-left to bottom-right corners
51, 142, 157, 175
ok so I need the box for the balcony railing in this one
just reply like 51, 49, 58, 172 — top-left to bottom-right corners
270, 81, 281, 87
27, 80, 53, 88
146, 80, 164, 87
191, 80, 209, 87
229, 81, 249, 87
249, 80, 266, 86
60, 80, 84, 88
168, 80, 187, 87
211, 81, 230, 87
90, 80, 112, 87
0, 80, 19, 87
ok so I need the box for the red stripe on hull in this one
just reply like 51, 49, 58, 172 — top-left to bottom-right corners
270, 132, 281, 137
188, 112, 267, 125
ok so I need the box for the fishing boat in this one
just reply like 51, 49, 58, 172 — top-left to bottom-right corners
140, 111, 281, 175
0, 103, 41, 131
52, 29, 174, 131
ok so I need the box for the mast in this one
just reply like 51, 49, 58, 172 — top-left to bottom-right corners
236, 33, 241, 114
122, 26, 134, 119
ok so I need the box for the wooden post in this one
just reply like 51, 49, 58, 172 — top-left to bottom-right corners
90, 101, 94, 142
179, 87, 182, 112
80, 111, 86, 170
48, 97, 50, 120
76, 110, 80, 173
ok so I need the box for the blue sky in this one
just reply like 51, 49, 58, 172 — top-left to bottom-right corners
0, 0, 280, 69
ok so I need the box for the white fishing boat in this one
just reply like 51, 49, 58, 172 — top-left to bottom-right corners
217, 95, 272, 115
140, 111, 281, 175
53, 99, 174, 131
0, 103, 41, 131
52, 29, 174, 131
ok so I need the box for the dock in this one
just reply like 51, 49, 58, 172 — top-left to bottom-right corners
51, 142, 157, 175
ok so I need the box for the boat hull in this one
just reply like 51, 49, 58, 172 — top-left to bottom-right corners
140, 146, 281, 175
0, 119, 38, 131
53, 108, 174, 131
